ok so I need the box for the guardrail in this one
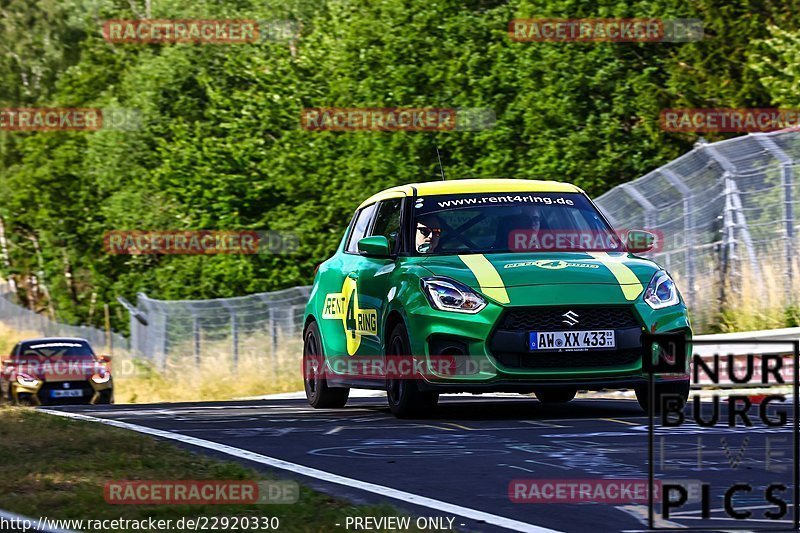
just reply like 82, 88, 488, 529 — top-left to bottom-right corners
692, 328, 800, 387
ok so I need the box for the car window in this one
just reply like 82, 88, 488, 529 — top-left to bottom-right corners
412, 192, 622, 255
18, 341, 95, 360
345, 203, 378, 253
369, 198, 403, 252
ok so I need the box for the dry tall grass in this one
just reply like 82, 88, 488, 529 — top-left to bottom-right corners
684, 254, 800, 333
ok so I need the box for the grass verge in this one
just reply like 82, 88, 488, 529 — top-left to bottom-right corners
0, 407, 415, 532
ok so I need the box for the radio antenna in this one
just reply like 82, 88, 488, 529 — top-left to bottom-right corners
436, 145, 446, 181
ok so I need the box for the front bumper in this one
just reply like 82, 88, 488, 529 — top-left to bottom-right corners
12, 378, 114, 406
403, 295, 691, 391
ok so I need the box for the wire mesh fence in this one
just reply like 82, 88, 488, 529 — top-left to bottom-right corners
594, 130, 799, 311
0, 284, 129, 353
126, 286, 311, 371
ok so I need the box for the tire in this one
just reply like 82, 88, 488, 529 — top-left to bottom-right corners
534, 387, 577, 404
96, 389, 115, 405
635, 381, 689, 413
385, 322, 438, 419
303, 321, 349, 408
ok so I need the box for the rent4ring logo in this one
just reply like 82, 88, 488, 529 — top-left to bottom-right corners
644, 334, 799, 529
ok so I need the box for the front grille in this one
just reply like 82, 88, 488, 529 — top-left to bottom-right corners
497, 306, 639, 331
37, 380, 93, 405
493, 350, 640, 370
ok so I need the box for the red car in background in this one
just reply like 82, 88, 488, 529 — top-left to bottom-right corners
0, 337, 114, 405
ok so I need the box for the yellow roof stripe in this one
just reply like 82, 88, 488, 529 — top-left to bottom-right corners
415, 179, 579, 196
357, 179, 581, 209
587, 252, 643, 301
357, 186, 414, 210
458, 254, 510, 304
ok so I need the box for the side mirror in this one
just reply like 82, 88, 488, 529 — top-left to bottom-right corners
98, 355, 112, 364
625, 230, 656, 253
357, 236, 391, 258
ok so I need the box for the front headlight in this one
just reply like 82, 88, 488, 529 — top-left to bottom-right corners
16, 373, 40, 387
92, 370, 111, 384
421, 277, 487, 314
644, 271, 680, 309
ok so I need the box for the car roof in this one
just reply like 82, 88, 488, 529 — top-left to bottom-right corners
19, 337, 91, 346
357, 178, 583, 209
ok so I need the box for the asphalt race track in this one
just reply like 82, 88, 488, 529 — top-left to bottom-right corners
44, 395, 797, 533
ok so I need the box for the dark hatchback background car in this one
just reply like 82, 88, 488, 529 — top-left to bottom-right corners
0, 337, 114, 405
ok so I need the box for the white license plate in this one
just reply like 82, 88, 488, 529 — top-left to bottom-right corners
51, 389, 83, 398
530, 330, 615, 351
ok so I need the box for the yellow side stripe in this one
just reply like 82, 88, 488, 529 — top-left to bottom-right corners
588, 252, 643, 301
458, 254, 510, 304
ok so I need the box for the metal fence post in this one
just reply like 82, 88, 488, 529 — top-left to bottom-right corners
158, 311, 168, 371
620, 183, 658, 232
269, 307, 278, 360
661, 168, 696, 305
756, 134, 795, 304
722, 173, 737, 293
221, 301, 239, 373
193, 315, 201, 368
231, 312, 238, 373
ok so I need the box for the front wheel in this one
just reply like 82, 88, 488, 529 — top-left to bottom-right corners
386, 323, 438, 419
635, 381, 689, 413
303, 322, 349, 408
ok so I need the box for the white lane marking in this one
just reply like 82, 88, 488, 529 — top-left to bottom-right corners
39, 409, 560, 533
324, 426, 344, 435
521, 421, 567, 428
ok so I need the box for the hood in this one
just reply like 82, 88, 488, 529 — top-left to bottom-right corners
419, 252, 660, 304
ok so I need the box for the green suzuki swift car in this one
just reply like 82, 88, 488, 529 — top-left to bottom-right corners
303, 179, 691, 418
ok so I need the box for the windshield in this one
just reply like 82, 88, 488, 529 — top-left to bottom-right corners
16, 341, 95, 361
412, 191, 623, 255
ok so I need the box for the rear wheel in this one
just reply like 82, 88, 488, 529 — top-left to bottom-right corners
386, 323, 438, 419
303, 322, 349, 408
635, 381, 689, 413
534, 387, 577, 404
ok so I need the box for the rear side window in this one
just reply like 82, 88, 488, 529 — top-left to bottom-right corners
345, 203, 377, 253
370, 198, 403, 252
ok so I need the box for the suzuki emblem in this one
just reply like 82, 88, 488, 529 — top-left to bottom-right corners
562, 310, 579, 326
